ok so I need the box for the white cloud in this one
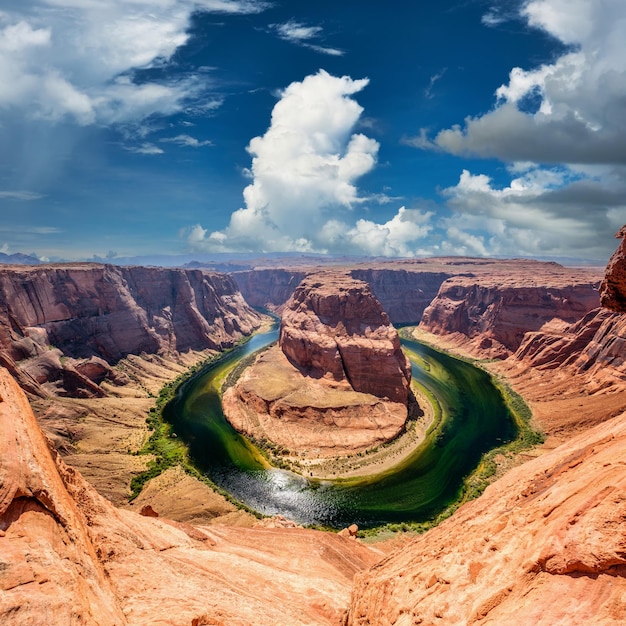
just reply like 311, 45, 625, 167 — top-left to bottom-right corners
402, 0, 626, 261
160, 133, 212, 147
188, 70, 435, 257
424, 68, 446, 100
125, 142, 164, 155
440, 167, 626, 259
270, 19, 344, 56
428, 0, 626, 165
0, 0, 268, 126
0, 190, 43, 200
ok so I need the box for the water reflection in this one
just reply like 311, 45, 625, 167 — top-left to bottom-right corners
165, 327, 517, 528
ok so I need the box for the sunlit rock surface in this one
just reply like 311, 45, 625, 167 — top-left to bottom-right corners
346, 230, 626, 626
0, 264, 261, 397
223, 272, 413, 457
0, 366, 383, 625
280, 272, 411, 404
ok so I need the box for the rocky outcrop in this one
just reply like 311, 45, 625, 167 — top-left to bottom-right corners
223, 272, 413, 459
347, 407, 626, 625
0, 366, 126, 624
601, 226, 626, 312
420, 267, 601, 357
222, 344, 410, 458
514, 308, 626, 384
280, 272, 411, 404
0, 264, 261, 397
346, 231, 626, 625
0, 365, 383, 625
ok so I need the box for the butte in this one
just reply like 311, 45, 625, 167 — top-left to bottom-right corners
222, 272, 415, 468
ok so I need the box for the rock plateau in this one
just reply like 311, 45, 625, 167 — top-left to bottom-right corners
0, 264, 261, 398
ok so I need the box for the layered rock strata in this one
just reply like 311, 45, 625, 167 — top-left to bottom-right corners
347, 407, 626, 625
347, 232, 626, 626
0, 365, 383, 625
223, 272, 413, 458
280, 272, 411, 404
420, 270, 601, 358
0, 264, 261, 397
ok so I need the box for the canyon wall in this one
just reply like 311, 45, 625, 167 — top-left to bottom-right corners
233, 264, 453, 323
419, 269, 601, 357
347, 236, 626, 626
349, 268, 450, 323
232, 268, 308, 312
0, 264, 261, 397
280, 272, 411, 403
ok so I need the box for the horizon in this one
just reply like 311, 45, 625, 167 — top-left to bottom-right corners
1, 0, 625, 264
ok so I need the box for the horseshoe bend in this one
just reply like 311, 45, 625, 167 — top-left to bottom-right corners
222, 272, 417, 466
1, 244, 626, 624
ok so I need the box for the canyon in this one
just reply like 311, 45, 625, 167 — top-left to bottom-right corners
222, 272, 414, 462
1, 244, 626, 624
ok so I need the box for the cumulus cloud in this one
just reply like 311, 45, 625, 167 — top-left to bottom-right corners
0, 0, 267, 127
270, 19, 344, 56
428, 0, 626, 164
188, 70, 435, 257
400, 0, 626, 261
440, 167, 626, 259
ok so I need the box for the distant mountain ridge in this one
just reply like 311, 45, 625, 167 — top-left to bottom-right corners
0, 251, 41, 265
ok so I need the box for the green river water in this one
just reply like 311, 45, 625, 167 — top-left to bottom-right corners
163, 326, 518, 529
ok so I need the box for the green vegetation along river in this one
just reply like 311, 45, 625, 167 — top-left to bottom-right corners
163, 326, 518, 529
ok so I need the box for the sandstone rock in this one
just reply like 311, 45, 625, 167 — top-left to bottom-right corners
280, 272, 411, 403
0, 367, 126, 625
346, 233, 626, 626
0, 365, 384, 625
420, 267, 601, 357
350, 268, 450, 323
222, 345, 409, 457
139, 504, 159, 517
232, 268, 308, 313
601, 226, 626, 312
0, 264, 261, 396
347, 409, 626, 625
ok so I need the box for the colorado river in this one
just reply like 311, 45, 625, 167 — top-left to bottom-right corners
163, 325, 518, 529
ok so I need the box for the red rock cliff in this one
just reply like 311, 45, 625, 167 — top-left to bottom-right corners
420, 263, 601, 357
601, 226, 626, 312
232, 268, 308, 313
0, 264, 261, 397
346, 233, 626, 625
280, 272, 411, 404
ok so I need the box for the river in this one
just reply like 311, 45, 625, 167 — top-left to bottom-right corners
163, 326, 517, 529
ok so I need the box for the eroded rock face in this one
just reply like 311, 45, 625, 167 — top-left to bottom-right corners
222, 344, 410, 458
420, 268, 601, 357
0, 367, 126, 625
347, 409, 626, 625
346, 230, 626, 625
601, 226, 626, 312
0, 365, 383, 625
280, 272, 411, 403
0, 264, 261, 397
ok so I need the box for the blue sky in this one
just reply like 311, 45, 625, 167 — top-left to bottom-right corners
1, 0, 625, 262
